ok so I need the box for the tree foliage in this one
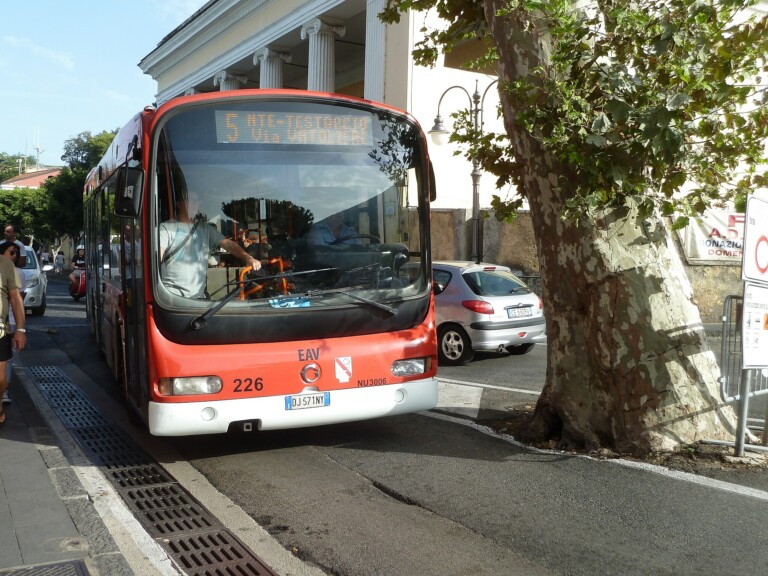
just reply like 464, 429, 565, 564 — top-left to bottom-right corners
382, 0, 768, 224
0, 187, 55, 243
42, 130, 117, 241
383, 0, 768, 454
1, 132, 115, 244
60, 130, 117, 171
0, 152, 36, 184
41, 167, 87, 242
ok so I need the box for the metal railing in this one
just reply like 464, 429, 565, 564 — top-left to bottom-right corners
717, 295, 768, 455
719, 295, 768, 402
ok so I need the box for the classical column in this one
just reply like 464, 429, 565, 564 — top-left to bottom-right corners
364, 0, 386, 102
213, 71, 247, 91
301, 18, 345, 92
254, 47, 292, 89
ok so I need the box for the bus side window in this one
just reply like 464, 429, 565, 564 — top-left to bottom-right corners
115, 166, 144, 218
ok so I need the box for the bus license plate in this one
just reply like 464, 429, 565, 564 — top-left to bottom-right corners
285, 392, 330, 410
507, 307, 532, 319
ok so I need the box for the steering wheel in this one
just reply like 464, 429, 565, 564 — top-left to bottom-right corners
237, 258, 293, 300
330, 234, 381, 245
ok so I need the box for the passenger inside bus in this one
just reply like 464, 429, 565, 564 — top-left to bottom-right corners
243, 228, 271, 261
159, 191, 261, 299
307, 212, 362, 245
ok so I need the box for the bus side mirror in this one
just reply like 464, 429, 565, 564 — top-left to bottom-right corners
115, 167, 143, 218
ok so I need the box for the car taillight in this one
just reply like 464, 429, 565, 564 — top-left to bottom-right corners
462, 300, 494, 314
539, 298, 543, 309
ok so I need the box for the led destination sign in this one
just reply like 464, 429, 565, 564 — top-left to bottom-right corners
215, 110, 373, 146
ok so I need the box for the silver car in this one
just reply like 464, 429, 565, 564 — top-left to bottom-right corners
432, 261, 545, 365
22, 247, 51, 316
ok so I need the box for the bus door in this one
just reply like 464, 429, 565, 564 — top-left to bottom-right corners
120, 218, 149, 413
92, 181, 114, 347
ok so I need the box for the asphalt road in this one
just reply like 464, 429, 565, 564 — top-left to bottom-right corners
26, 276, 768, 576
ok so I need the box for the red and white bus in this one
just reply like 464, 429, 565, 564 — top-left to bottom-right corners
83, 90, 438, 436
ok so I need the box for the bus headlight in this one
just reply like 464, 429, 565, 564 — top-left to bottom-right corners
391, 358, 429, 377
158, 376, 222, 396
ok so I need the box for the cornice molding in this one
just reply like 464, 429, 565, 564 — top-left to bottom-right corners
147, 0, 347, 103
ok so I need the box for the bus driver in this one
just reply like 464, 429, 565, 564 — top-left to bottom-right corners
159, 192, 261, 299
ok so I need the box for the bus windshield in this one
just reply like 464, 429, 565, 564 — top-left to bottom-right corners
151, 99, 429, 314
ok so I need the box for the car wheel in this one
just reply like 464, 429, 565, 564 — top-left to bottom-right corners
33, 295, 46, 316
438, 325, 474, 366
506, 343, 535, 355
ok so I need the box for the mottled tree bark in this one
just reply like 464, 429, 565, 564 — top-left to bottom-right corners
485, 0, 736, 454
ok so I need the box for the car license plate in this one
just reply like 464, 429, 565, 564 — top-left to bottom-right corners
285, 392, 330, 410
507, 306, 532, 318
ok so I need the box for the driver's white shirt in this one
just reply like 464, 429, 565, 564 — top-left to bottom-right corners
307, 222, 361, 245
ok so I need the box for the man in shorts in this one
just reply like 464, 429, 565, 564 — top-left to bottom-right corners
0, 253, 26, 425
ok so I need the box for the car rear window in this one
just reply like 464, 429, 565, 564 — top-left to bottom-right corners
462, 269, 530, 297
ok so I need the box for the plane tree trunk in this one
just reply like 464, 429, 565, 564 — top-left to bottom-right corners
485, 0, 736, 454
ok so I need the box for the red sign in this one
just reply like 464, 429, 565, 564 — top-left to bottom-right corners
742, 195, 768, 285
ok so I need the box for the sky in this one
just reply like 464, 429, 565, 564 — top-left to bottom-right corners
0, 0, 208, 168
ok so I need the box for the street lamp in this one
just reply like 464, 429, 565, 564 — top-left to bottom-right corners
429, 79, 498, 263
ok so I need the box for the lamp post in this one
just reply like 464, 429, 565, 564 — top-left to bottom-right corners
429, 79, 498, 263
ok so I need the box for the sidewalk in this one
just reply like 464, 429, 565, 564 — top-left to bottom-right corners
0, 379, 88, 574
0, 374, 129, 575
0, 332, 150, 576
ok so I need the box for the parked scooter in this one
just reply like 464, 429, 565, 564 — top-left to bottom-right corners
69, 267, 86, 301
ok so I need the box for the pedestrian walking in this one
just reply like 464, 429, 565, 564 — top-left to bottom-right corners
3, 224, 26, 268
55, 250, 65, 274
0, 242, 25, 405
0, 241, 26, 422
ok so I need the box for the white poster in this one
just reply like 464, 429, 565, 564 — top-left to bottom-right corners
679, 209, 744, 263
742, 283, 768, 369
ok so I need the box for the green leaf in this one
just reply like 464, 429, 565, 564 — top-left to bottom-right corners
591, 112, 613, 134
666, 93, 692, 110
586, 134, 609, 147
671, 216, 690, 230
605, 99, 631, 122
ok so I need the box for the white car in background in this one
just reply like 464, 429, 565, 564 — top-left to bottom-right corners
22, 247, 51, 316
432, 261, 546, 365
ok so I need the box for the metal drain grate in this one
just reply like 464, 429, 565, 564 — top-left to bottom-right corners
166, 531, 271, 576
28, 365, 73, 384
69, 425, 138, 454
123, 483, 219, 537
28, 366, 277, 576
107, 464, 176, 489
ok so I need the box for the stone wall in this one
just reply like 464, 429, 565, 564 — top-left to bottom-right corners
428, 208, 740, 323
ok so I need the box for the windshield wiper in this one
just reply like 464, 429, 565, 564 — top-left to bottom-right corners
189, 267, 337, 330
306, 288, 397, 316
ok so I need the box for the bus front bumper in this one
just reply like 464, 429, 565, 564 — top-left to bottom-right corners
148, 378, 438, 436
